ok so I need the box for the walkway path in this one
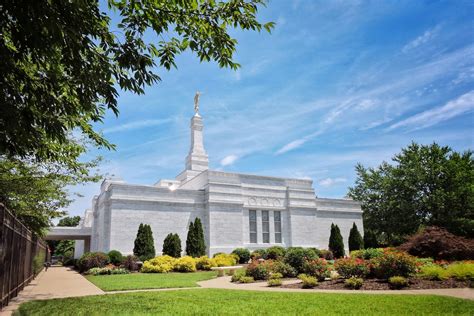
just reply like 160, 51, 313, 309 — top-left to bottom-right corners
0, 266, 103, 316
197, 276, 474, 300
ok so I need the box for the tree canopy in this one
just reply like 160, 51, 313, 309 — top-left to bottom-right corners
0, 154, 100, 236
348, 142, 474, 245
0, 0, 273, 162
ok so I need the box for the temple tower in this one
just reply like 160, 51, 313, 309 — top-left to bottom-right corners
176, 93, 209, 183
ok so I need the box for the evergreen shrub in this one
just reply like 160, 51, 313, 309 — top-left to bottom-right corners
232, 248, 251, 264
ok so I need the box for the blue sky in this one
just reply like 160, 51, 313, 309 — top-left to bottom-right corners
67, 0, 474, 217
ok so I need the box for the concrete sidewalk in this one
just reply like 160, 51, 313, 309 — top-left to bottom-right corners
0, 266, 103, 316
197, 276, 474, 300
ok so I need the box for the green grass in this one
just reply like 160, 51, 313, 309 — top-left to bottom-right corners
15, 289, 474, 316
85, 271, 217, 291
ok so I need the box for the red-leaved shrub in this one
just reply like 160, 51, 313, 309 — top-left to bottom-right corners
399, 226, 474, 261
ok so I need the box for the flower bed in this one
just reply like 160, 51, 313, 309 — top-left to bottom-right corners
281, 277, 471, 290
234, 246, 473, 290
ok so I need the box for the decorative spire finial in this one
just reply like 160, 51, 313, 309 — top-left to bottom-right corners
194, 91, 201, 114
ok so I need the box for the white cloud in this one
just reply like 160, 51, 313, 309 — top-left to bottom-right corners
103, 119, 170, 134
318, 177, 347, 187
220, 154, 239, 166
388, 90, 474, 131
402, 25, 441, 53
275, 138, 307, 155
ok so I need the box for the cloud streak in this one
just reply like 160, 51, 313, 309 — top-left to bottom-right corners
220, 154, 239, 166
388, 90, 474, 131
103, 119, 171, 134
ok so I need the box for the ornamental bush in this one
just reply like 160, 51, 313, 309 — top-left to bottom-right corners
350, 248, 384, 260
388, 276, 409, 289
345, 277, 363, 289
231, 270, 246, 283
298, 274, 318, 288
270, 272, 283, 280
174, 256, 197, 272
250, 249, 267, 260
239, 276, 255, 283
246, 260, 274, 280
212, 253, 238, 267
107, 250, 123, 265
265, 246, 286, 260
232, 248, 251, 264
85, 267, 129, 276
329, 224, 345, 258
78, 252, 109, 272
319, 249, 334, 260
446, 263, 474, 281
372, 249, 417, 279
399, 226, 474, 261
267, 278, 282, 287
284, 247, 318, 273
141, 255, 176, 273
419, 265, 449, 280
334, 257, 369, 279
272, 261, 298, 278
302, 258, 331, 281
121, 255, 140, 272
196, 256, 216, 270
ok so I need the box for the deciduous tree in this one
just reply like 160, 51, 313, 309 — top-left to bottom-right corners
349, 142, 474, 244
0, 0, 274, 161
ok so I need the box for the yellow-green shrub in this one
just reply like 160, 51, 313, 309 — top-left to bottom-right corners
446, 263, 474, 281
141, 255, 176, 273
419, 265, 449, 280
174, 256, 197, 272
212, 253, 237, 267
196, 256, 217, 270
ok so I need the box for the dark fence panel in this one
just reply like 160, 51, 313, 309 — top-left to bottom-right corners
0, 204, 48, 310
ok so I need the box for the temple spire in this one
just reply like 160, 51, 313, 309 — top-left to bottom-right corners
185, 112, 208, 171
176, 93, 209, 182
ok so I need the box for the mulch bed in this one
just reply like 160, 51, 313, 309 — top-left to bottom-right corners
281, 278, 471, 291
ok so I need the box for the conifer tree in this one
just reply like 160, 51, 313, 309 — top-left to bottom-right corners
364, 230, 379, 248
163, 233, 182, 258
133, 224, 156, 261
329, 223, 345, 258
185, 221, 196, 256
348, 222, 364, 252
194, 218, 206, 256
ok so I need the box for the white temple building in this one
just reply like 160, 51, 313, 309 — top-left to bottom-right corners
48, 98, 363, 258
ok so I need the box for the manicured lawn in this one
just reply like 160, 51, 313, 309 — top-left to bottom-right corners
85, 271, 217, 291
16, 289, 474, 316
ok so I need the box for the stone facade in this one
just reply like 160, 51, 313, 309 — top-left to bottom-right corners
65, 110, 363, 258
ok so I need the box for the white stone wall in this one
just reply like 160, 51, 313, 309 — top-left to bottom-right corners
88, 171, 363, 256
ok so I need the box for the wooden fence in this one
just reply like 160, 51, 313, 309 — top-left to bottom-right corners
0, 204, 48, 310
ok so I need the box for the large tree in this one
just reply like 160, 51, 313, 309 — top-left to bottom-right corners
0, 0, 273, 161
348, 142, 474, 245
0, 154, 100, 235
